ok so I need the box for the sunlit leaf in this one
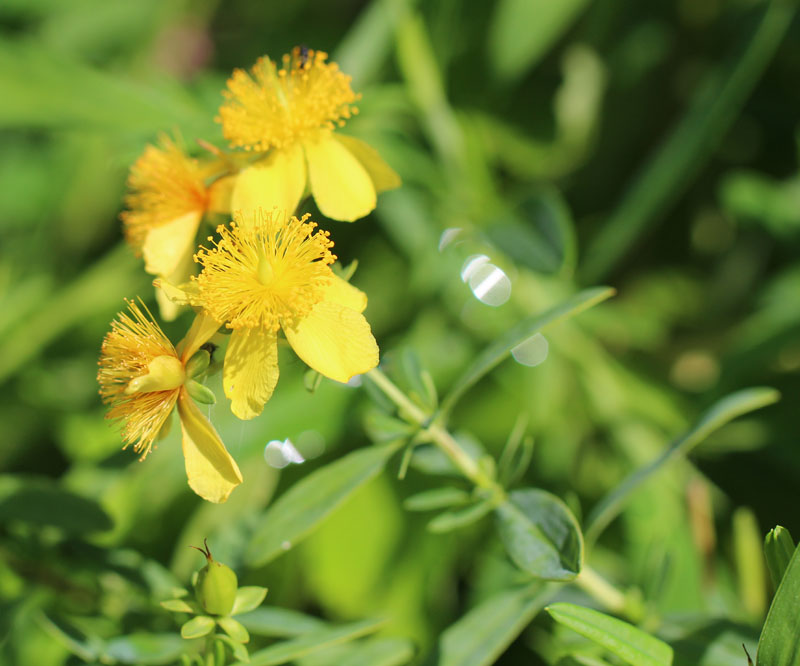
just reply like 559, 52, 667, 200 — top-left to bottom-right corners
239, 619, 384, 666
180, 616, 215, 639
546, 603, 673, 666
403, 487, 471, 512
237, 607, 326, 638
231, 587, 269, 616
105, 633, 186, 665
246, 443, 401, 566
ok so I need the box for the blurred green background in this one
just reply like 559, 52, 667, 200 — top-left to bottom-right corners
1, 0, 800, 664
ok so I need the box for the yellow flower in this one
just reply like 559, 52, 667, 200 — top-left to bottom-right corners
191, 209, 379, 420
121, 136, 231, 320
98, 300, 242, 503
218, 47, 400, 223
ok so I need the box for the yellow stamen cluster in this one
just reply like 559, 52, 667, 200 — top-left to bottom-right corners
217, 47, 360, 152
97, 301, 181, 459
192, 210, 336, 332
121, 136, 209, 250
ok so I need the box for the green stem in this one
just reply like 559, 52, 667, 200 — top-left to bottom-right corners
575, 566, 627, 615
366, 368, 496, 491
204, 633, 216, 666
366, 368, 633, 618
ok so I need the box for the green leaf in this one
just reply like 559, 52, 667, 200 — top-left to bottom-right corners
231, 587, 269, 616
427, 498, 495, 534
337, 637, 416, 666
585, 387, 780, 544
246, 443, 401, 566
0, 483, 112, 534
105, 633, 187, 665
239, 619, 384, 666
546, 603, 673, 666
217, 634, 250, 663
581, 0, 796, 281
488, 0, 591, 81
0, 40, 214, 134
765, 526, 795, 589
758, 542, 800, 665
218, 617, 250, 644
403, 487, 471, 512
486, 189, 577, 276
438, 583, 552, 666
180, 616, 215, 639
160, 599, 197, 614
495, 488, 583, 580
439, 287, 615, 415
237, 607, 326, 638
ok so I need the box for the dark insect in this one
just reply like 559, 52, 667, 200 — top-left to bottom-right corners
297, 44, 310, 67
200, 342, 217, 363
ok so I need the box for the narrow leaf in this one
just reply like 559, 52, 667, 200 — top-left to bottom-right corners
404, 487, 471, 512
757, 542, 800, 665
246, 443, 401, 566
546, 603, 673, 666
495, 488, 583, 581
239, 619, 384, 666
104, 633, 186, 665
438, 583, 553, 666
765, 526, 795, 589
581, 0, 796, 281
440, 287, 614, 415
428, 499, 494, 534
237, 607, 326, 638
585, 387, 780, 544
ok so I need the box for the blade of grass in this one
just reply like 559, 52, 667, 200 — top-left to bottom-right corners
585, 387, 780, 545
581, 0, 795, 282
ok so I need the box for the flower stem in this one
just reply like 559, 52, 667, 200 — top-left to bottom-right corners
366, 368, 497, 491
365, 367, 634, 619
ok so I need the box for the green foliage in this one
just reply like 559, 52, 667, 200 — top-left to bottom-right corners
546, 603, 673, 666
757, 542, 800, 665
246, 443, 401, 566
495, 489, 583, 581
2, 0, 799, 664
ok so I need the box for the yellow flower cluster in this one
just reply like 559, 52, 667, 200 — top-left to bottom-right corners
99, 47, 397, 503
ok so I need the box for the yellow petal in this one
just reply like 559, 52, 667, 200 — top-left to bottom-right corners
155, 284, 182, 322
284, 301, 379, 383
155, 241, 196, 321
324, 274, 368, 313
223, 328, 279, 420
334, 134, 401, 193
303, 133, 376, 222
178, 313, 221, 362
231, 145, 306, 223
207, 174, 236, 214
142, 211, 202, 277
178, 390, 242, 503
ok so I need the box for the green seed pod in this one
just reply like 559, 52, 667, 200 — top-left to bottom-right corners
192, 539, 238, 616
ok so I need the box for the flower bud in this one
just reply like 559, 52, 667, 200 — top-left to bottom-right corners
185, 349, 211, 379
192, 539, 238, 616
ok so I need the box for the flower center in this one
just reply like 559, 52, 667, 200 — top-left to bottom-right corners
192, 211, 336, 332
217, 47, 360, 153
